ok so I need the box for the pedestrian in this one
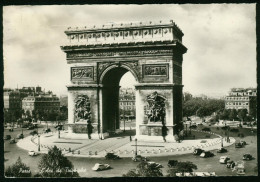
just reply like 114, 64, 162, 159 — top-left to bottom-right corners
162, 125, 168, 142
130, 135, 132, 141
87, 123, 93, 139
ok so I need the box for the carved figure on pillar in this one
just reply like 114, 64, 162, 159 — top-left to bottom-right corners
145, 92, 166, 124
74, 95, 91, 123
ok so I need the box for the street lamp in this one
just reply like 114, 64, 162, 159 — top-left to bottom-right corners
58, 129, 60, 139
38, 134, 40, 152
221, 137, 223, 148
135, 138, 138, 156
185, 122, 188, 137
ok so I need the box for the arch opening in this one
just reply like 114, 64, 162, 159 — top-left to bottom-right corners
101, 66, 137, 134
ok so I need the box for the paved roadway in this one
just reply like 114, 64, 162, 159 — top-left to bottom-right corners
4, 125, 258, 177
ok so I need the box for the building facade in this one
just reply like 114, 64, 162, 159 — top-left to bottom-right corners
4, 90, 21, 113
225, 88, 257, 117
119, 88, 135, 117
22, 94, 60, 115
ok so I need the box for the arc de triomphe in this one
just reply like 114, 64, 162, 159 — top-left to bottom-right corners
61, 20, 187, 142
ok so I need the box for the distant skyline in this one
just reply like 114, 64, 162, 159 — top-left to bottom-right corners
3, 4, 256, 97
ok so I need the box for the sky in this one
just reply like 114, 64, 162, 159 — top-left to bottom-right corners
3, 4, 256, 98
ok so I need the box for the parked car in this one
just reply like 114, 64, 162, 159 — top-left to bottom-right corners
16, 133, 24, 139
132, 155, 148, 162
92, 163, 111, 171
30, 130, 38, 136
28, 151, 38, 156
4, 135, 11, 140
217, 147, 228, 153
243, 154, 253, 160
226, 160, 235, 168
9, 128, 14, 132
219, 156, 230, 164
235, 142, 243, 148
147, 161, 163, 168
168, 160, 178, 167
9, 138, 16, 144
202, 127, 211, 131
200, 151, 214, 158
193, 148, 204, 155
105, 152, 121, 160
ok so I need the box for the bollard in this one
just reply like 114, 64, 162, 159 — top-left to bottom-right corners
95, 151, 98, 155
145, 150, 148, 153
72, 150, 74, 154
158, 149, 161, 153
78, 150, 80, 154
69, 148, 71, 152
132, 150, 134, 154
138, 150, 141, 154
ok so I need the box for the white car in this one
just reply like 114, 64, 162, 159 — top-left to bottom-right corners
219, 156, 230, 164
28, 150, 38, 156
92, 163, 111, 171
147, 161, 163, 168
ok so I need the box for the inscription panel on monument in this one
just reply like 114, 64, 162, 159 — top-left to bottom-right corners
71, 66, 94, 81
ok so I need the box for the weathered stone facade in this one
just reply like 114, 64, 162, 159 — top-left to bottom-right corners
61, 20, 187, 141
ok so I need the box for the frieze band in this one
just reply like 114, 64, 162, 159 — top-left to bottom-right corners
71, 66, 94, 80
67, 49, 173, 59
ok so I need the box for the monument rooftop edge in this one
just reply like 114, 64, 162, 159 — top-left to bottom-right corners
62, 20, 185, 47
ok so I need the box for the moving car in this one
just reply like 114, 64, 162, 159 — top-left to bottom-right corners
240, 141, 246, 146
30, 130, 38, 136
193, 148, 204, 155
9, 138, 16, 144
43, 128, 51, 133
27, 126, 34, 130
16, 133, 24, 139
4, 135, 11, 140
105, 152, 121, 160
92, 163, 111, 171
132, 155, 148, 162
236, 163, 245, 175
243, 154, 253, 160
200, 151, 214, 158
217, 147, 228, 153
219, 156, 230, 164
28, 151, 38, 156
168, 160, 178, 167
235, 142, 243, 148
226, 160, 235, 168
147, 161, 163, 168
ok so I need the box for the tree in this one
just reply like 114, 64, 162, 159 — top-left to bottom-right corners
229, 109, 237, 121
167, 161, 197, 177
238, 109, 248, 125
219, 109, 230, 120
123, 161, 163, 177
36, 145, 79, 177
5, 157, 31, 177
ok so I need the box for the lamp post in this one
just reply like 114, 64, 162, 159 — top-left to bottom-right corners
38, 134, 40, 151
123, 111, 126, 132
135, 138, 137, 156
189, 122, 191, 134
221, 137, 223, 148
58, 129, 60, 139
185, 122, 188, 137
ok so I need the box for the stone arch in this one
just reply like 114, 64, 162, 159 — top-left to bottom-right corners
99, 62, 139, 84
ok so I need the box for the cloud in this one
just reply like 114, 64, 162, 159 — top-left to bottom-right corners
3, 4, 256, 97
